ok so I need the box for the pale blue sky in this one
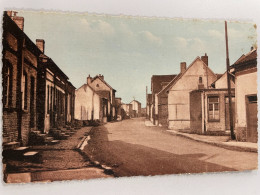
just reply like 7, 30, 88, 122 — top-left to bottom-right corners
19, 11, 256, 106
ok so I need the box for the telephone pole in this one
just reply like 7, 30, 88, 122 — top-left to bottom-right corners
225, 21, 236, 140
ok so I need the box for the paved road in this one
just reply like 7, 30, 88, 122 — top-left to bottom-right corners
84, 118, 258, 177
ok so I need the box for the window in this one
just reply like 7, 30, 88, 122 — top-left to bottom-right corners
3, 60, 13, 108
208, 96, 219, 121
22, 71, 28, 110
96, 84, 99, 87
199, 77, 202, 84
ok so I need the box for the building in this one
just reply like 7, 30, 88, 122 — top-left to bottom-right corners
231, 48, 257, 143
74, 83, 103, 122
121, 103, 133, 118
151, 75, 176, 125
36, 40, 76, 134
2, 11, 41, 145
85, 74, 116, 122
165, 54, 217, 130
129, 100, 142, 117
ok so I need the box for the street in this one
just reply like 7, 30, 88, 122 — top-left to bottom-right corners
84, 117, 258, 177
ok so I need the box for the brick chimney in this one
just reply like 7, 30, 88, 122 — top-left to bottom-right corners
201, 53, 208, 66
36, 39, 45, 53
87, 75, 92, 84
180, 62, 186, 74
10, 11, 24, 31
99, 74, 104, 80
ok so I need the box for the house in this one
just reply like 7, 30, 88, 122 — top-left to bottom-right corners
2, 11, 41, 145
86, 74, 117, 122
165, 54, 218, 130
151, 75, 176, 125
74, 83, 103, 122
37, 40, 76, 134
231, 48, 257, 143
129, 100, 142, 117
189, 70, 235, 135
121, 103, 133, 118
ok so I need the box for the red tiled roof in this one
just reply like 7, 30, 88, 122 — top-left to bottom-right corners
233, 49, 257, 65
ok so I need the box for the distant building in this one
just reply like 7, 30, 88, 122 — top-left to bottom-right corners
165, 54, 217, 131
75, 84, 103, 122
129, 100, 141, 117
231, 48, 257, 143
151, 75, 176, 125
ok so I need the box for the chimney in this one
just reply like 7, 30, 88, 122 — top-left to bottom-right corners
87, 74, 92, 84
11, 12, 24, 31
180, 62, 186, 74
99, 74, 104, 80
36, 39, 45, 53
201, 53, 208, 66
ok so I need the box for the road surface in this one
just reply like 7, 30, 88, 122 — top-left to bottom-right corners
83, 118, 258, 177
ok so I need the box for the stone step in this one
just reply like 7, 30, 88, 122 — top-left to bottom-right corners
23, 151, 41, 163
3, 141, 20, 150
32, 131, 42, 134
3, 146, 30, 160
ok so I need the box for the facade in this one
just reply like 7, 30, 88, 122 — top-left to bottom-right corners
166, 54, 217, 130
231, 49, 257, 143
37, 41, 76, 134
83, 74, 117, 122
2, 11, 41, 145
151, 75, 176, 125
129, 100, 141, 117
121, 103, 133, 118
2, 11, 76, 145
75, 84, 102, 121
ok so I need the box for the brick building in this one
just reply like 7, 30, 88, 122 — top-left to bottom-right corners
2, 11, 42, 145
150, 75, 176, 125
36, 40, 76, 134
2, 11, 76, 145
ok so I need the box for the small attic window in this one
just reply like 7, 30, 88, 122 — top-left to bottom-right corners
199, 77, 202, 84
96, 84, 99, 87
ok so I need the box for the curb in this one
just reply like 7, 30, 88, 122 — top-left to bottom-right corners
166, 131, 258, 153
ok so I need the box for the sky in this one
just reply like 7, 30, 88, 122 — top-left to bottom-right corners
18, 11, 257, 106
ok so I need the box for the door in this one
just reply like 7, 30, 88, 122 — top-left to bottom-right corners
225, 96, 235, 130
246, 95, 258, 143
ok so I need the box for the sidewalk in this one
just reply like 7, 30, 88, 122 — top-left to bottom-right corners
5, 126, 113, 183
145, 120, 258, 153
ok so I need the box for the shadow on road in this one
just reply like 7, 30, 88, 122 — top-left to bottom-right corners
83, 125, 237, 177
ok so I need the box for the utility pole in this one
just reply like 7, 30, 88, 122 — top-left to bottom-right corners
225, 21, 236, 140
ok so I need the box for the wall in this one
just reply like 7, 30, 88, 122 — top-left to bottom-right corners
235, 70, 257, 141
215, 72, 235, 89
190, 91, 202, 133
75, 84, 100, 120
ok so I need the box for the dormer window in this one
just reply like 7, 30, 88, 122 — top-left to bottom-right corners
96, 84, 99, 87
